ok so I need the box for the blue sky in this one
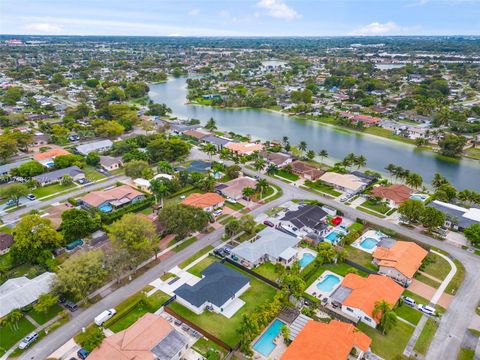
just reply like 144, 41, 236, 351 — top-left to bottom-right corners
1, 0, 479, 36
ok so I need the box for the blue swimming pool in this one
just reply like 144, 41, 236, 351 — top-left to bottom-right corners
410, 194, 428, 201
253, 319, 285, 356
360, 238, 378, 250
98, 203, 113, 213
316, 274, 341, 293
299, 253, 315, 268
325, 230, 341, 243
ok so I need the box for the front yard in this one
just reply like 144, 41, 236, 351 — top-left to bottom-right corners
167, 268, 278, 347
0, 317, 36, 354
413, 317, 438, 355
304, 180, 342, 197
32, 182, 77, 199
29, 304, 64, 325
359, 198, 392, 214
395, 303, 422, 325
274, 170, 299, 182
187, 256, 218, 277
420, 253, 451, 281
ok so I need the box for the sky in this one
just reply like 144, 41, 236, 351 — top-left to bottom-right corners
1, 0, 479, 37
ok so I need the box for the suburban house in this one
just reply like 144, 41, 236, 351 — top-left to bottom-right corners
32, 134, 49, 146
33, 148, 71, 167
33, 165, 85, 186
428, 200, 480, 231
231, 228, 301, 268
281, 320, 371, 360
183, 128, 210, 140
99, 156, 123, 171
373, 240, 429, 286
0, 159, 30, 176
201, 134, 231, 149
0, 272, 55, 318
42, 203, 72, 229
174, 262, 250, 316
177, 160, 211, 174
181, 192, 225, 212
329, 274, 404, 327
76, 140, 113, 155
290, 161, 324, 181
79, 185, 145, 211
225, 142, 263, 156
259, 151, 292, 168
215, 176, 257, 200
89, 313, 189, 360
338, 112, 381, 127
279, 204, 329, 240
371, 184, 413, 207
0, 232, 14, 255
319, 172, 366, 194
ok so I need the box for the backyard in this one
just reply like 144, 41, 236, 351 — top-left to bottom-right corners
344, 245, 378, 271
167, 269, 278, 347
253, 262, 281, 282
192, 338, 228, 360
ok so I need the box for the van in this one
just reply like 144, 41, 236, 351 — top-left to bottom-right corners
418, 304, 436, 316
18, 332, 39, 349
402, 296, 416, 307
95, 308, 117, 326
64, 301, 78, 312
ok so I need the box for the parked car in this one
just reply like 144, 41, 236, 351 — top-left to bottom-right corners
66, 239, 84, 251
6, 199, 16, 206
226, 197, 237, 204
418, 304, 436, 316
77, 348, 89, 359
64, 301, 78, 312
213, 248, 226, 257
263, 220, 275, 227
402, 296, 416, 307
26, 194, 36, 201
95, 308, 117, 326
18, 332, 39, 350
213, 209, 223, 217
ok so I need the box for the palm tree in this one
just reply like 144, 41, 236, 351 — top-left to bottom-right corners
354, 155, 367, 169
242, 187, 256, 208
266, 163, 278, 176
343, 153, 356, 171
372, 300, 397, 335
385, 164, 397, 179
306, 150, 315, 160
256, 179, 269, 198
298, 141, 307, 154
219, 148, 231, 160
282, 136, 289, 146
398, 168, 410, 183
406, 172, 423, 189
318, 149, 328, 164
3, 309, 24, 332
203, 143, 217, 160
432, 173, 449, 189
205, 117, 217, 131
253, 158, 266, 173
150, 178, 171, 207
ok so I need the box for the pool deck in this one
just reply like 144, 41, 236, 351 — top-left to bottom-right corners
351, 229, 386, 254
251, 318, 288, 359
297, 247, 317, 268
304, 270, 344, 300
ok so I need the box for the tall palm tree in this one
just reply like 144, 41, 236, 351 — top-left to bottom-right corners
384, 164, 397, 179
282, 136, 289, 146
432, 173, 449, 189
4, 309, 24, 332
343, 153, 356, 171
266, 163, 278, 176
318, 149, 328, 164
256, 179, 269, 198
406, 172, 423, 189
203, 143, 217, 160
354, 155, 367, 169
298, 141, 307, 154
254, 158, 266, 173
372, 300, 397, 335
242, 187, 256, 208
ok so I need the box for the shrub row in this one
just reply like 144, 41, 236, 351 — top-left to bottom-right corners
99, 197, 154, 224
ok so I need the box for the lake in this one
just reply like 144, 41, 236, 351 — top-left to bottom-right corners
149, 77, 480, 191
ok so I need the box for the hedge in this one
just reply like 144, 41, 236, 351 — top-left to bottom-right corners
103, 293, 146, 328
99, 197, 154, 224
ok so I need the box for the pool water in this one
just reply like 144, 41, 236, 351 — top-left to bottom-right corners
316, 274, 341, 293
299, 253, 315, 268
253, 319, 285, 356
325, 231, 341, 243
410, 194, 427, 201
98, 203, 113, 213
360, 238, 378, 250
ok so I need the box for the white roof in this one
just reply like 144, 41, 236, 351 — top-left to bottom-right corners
134, 178, 151, 187
153, 173, 173, 180
76, 140, 113, 155
464, 208, 480, 222
0, 272, 55, 317
319, 172, 365, 192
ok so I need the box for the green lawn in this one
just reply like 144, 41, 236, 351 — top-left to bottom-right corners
224, 201, 244, 211
302, 262, 368, 286
413, 317, 438, 355
402, 290, 446, 315
364, 126, 416, 145
445, 259, 465, 296
32, 183, 76, 199
179, 245, 214, 269
465, 147, 480, 160
414, 273, 441, 289
192, 337, 228, 359
0, 316, 36, 354
258, 186, 275, 200
187, 256, 218, 277
344, 246, 378, 271
275, 170, 299, 181
164, 187, 202, 206
304, 180, 342, 197
172, 236, 198, 253
358, 321, 415, 360
168, 269, 278, 347
0, 253, 35, 282
396, 304, 422, 325
356, 206, 387, 218
253, 262, 281, 282
360, 199, 391, 214
420, 253, 451, 281
29, 304, 63, 325
219, 215, 233, 225
457, 348, 475, 360
83, 166, 107, 181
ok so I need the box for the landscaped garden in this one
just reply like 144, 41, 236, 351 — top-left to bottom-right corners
192, 337, 228, 360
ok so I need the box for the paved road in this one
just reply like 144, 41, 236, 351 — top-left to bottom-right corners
19, 193, 291, 360
0, 176, 127, 225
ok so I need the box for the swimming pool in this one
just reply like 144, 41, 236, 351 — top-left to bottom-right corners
316, 274, 341, 293
325, 230, 341, 243
299, 253, 315, 268
410, 194, 428, 201
360, 238, 378, 250
253, 319, 285, 357
98, 203, 113, 213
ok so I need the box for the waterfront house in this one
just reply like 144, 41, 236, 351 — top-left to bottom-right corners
290, 161, 324, 181
225, 142, 264, 156
371, 184, 414, 207
259, 151, 292, 168
319, 172, 366, 194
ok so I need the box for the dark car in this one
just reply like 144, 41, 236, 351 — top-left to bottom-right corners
213, 249, 226, 257
77, 348, 89, 359
64, 301, 78, 312
263, 220, 275, 227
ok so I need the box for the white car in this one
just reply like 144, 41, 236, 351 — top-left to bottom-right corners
94, 308, 117, 326
19, 332, 38, 349
418, 304, 436, 316
226, 197, 237, 204
213, 209, 223, 217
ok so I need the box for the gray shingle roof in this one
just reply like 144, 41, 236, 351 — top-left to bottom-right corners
33, 166, 84, 183
151, 330, 188, 360
0, 159, 30, 175
281, 205, 328, 231
174, 262, 249, 308
202, 135, 231, 146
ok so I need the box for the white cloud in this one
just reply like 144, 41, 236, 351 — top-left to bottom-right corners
24, 23, 62, 33
188, 8, 200, 16
350, 22, 399, 36
256, 0, 301, 20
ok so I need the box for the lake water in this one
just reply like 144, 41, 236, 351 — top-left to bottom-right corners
149, 77, 480, 191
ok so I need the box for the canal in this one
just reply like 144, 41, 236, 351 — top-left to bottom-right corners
149, 77, 480, 191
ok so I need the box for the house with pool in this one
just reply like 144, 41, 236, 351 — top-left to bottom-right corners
371, 184, 413, 207
173, 262, 250, 317
281, 320, 371, 360
231, 228, 301, 268
372, 240, 428, 286
78, 184, 145, 212
329, 274, 404, 328
33, 148, 71, 167
278, 204, 329, 241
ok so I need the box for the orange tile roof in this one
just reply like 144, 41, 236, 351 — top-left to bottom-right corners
80, 185, 143, 207
182, 192, 224, 209
371, 184, 413, 205
281, 320, 371, 360
341, 274, 404, 323
373, 241, 428, 279
33, 148, 70, 161
225, 142, 263, 155
89, 313, 173, 360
